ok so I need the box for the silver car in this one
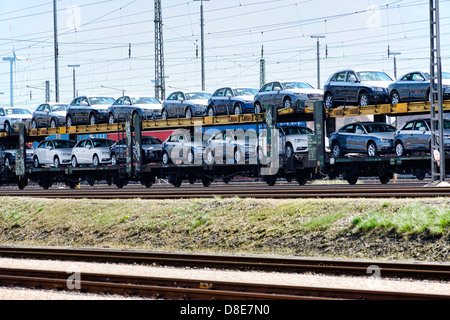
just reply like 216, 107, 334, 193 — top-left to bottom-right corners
33, 139, 76, 168
71, 138, 115, 167
161, 130, 209, 164
204, 129, 258, 164
161, 91, 211, 119
107, 96, 162, 123
31, 103, 69, 128
330, 122, 395, 157
253, 81, 323, 114
394, 118, 450, 156
0, 107, 32, 132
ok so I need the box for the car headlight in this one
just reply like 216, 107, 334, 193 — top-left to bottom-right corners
372, 87, 385, 92
380, 139, 392, 142
100, 151, 109, 155
294, 93, 308, 99
61, 153, 71, 156
294, 138, 307, 143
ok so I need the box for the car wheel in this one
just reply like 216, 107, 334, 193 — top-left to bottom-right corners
33, 156, 40, 168
50, 118, 57, 128
285, 143, 294, 158
284, 98, 293, 109
66, 115, 73, 127
53, 156, 60, 168
324, 93, 335, 109
4, 122, 11, 133
185, 108, 192, 119
111, 153, 117, 166
71, 156, 78, 168
186, 148, 195, 164
391, 91, 400, 105
234, 148, 243, 163
4, 156, 11, 167
359, 92, 370, 107
161, 109, 168, 120
234, 104, 242, 115
206, 149, 215, 165
162, 151, 171, 164
89, 113, 97, 125
108, 113, 115, 124
367, 141, 377, 157
332, 143, 342, 158
93, 154, 100, 166
395, 141, 405, 157
31, 119, 37, 129
207, 107, 215, 117
254, 102, 262, 114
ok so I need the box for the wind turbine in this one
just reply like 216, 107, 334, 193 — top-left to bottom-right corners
2, 51, 31, 107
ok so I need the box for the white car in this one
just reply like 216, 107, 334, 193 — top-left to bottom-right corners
0, 107, 32, 132
259, 126, 330, 158
33, 139, 76, 168
71, 138, 115, 167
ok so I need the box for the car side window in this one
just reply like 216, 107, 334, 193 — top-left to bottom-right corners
335, 72, 347, 82
85, 140, 93, 148
411, 73, 425, 81
402, 122, 414, 130
0, 108, 4, 116
400, 74, 412, 81
114, 98, 124, 105
262, 83, 273, 92
354, 124, 365, 134
340, 124, 355, 133
225, 88, 233, 96
346, 72, 357, 82
213, 89, 224, 97
414, 121, 427, 131
273, 82, 282, 91
44, 105, 50, 112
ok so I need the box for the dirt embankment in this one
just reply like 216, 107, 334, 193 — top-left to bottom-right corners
0, 197, 449, 262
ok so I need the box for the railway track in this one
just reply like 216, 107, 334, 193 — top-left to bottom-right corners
1, 246, 449, 282
0, 266, 447, 300
0, 182, 448, 199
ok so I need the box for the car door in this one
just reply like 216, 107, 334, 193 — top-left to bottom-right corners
409, 73, 429, 101
397, 73, 413, 101
70, 97, 83, 124
344, 71, 359, 103
337, 124, 355, 152
271, 82, 284, 108
351, 124, 367, 152
112, 97, 124, 120
223, 88, 234, 114
34, 141, 46, 164
33, 104, 45, 127
411, 120, 429, 150
330, 72, 347, 103
398, 121, 415, 149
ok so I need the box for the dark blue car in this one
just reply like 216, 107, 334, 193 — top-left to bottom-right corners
388, 70, 450, 104
324, 69, 394, 108
206, 87, 257, 116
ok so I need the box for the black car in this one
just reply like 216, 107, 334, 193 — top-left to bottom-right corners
323, 69, 394, 108
66, 96, 115, 126
110, 135, 163, 165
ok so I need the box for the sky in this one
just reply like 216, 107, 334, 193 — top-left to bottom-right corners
0, 0, 449, 110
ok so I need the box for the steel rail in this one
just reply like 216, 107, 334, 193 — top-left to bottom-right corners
1, 246, 449, 282
0, 267, 447, 300
0, 187, 449, 198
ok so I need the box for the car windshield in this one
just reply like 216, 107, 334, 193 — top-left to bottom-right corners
356, 71, 393, 81
233, 88, 258, 96
185, 92, 211, 100
283, 126, 314, 135
5, 108, 31, 115
282, 82, 314, 90
54, 140, 76, 149
443, 72, 450, 80
88, 97, 115, 105
142, 137, 162, 145
363, 123, 395, 133
131, 97, 160, 105
92, 139, 114, 147
51, 104, 68, 112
